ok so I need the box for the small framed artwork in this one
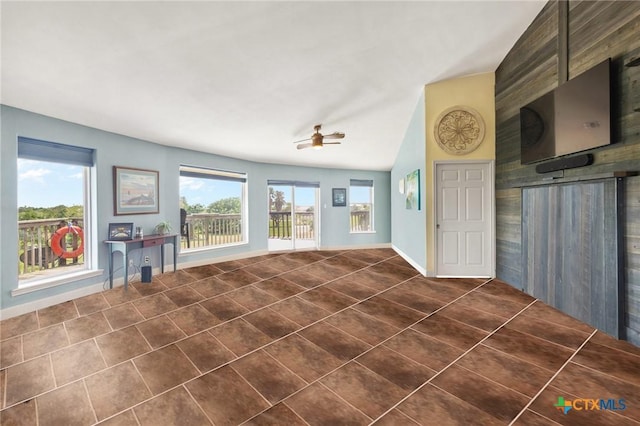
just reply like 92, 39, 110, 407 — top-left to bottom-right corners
113, 166, 159, 215
405, 169, 421, 210
332, 188, 347, 207
108, 223, 134, 240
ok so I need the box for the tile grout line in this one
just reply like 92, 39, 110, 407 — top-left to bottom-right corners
507, 328, 598, 425
1, 251, 397, 418
0, 252, 362, 412
368, 297, 537, 425
0, 252, 481, 423
88, 251, 386, 423
216, 260, 432, 423
240, 277, 492, 424
570, 358, 640, 389
181, 383, 217, 426
80, 378, 100, 425
5, 266, 440, 417
0, 276, 436, 421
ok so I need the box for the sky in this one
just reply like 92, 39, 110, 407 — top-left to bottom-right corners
179, 176, 243, 207
17, 159, 84, 207
18, 159, 371, 209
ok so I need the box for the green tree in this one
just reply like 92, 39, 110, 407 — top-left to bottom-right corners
269, 188, 286, 212
186, 203, 205, 214
18, 205, 84, 221
207, 197, 241, 214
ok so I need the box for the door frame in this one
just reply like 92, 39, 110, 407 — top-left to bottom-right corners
433, 160, 495, 278
267, 182, 320, 252
292, 185, 320, 250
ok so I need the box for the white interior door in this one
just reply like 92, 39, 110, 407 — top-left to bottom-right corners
436, 161, 493, 277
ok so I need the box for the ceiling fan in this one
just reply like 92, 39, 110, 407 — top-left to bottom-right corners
293, 124, 345, 150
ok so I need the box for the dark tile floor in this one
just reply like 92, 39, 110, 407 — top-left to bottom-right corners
1, 248, 639, 425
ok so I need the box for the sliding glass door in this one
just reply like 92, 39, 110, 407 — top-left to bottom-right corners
268, 181, 319, 251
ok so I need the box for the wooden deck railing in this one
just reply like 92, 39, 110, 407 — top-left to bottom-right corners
19, 210, 370, 275
18, 217, 83, 277
350, 210, 371, 232
268, 211, 314, 240
182, 213, 243, 249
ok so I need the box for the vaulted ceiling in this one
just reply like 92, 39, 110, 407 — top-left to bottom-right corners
1, 1, 545, 170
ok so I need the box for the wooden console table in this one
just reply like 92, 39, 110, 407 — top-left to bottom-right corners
105, 234, 178, 290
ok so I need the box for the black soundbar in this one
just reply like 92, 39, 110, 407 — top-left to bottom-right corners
535, 153, 594, 174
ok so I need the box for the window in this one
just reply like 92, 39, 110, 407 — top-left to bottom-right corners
17, 137, 94, 285
179, 165, 247, 250
349, 179, 374, 232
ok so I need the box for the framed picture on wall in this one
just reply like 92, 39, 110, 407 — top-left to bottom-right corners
332, 188, 347, 207
405, 169, 420, 210
113, 166, 159, 215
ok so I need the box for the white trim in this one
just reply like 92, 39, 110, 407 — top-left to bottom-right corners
437, 275, 493, 279
179, 241, 249, 256
2, 279, 106, 320
319, 243, 391, 251
433, 159, 496, 278
177, 249, 270, 270
12, 269, 104, 297
392, 244, 427, 276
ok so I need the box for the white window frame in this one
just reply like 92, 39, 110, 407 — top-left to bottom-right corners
179, 165, 248, 252
15, 138, 99, 294
349, 179, 375, 233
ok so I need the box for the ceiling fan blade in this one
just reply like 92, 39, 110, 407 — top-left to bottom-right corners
296, 143, 313, 150
323, 142, 342, 145
293, 137, 311, 144
323, 132, 345, 139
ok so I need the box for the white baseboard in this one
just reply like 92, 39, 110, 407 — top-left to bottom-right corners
391, 244, 427, 276
177, 249, 270, 270
0, 281, 107, 320
319, 243, 392, 251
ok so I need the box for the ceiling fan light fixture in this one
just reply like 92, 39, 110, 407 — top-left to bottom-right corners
294, 124, 345, 151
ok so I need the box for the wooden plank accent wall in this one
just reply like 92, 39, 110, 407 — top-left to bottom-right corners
495, 0, 640, 343
522, 180, 622, 337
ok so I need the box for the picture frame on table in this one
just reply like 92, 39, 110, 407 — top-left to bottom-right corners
108, 223, 134, 241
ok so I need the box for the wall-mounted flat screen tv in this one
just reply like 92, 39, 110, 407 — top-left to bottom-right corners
520, 58, 611, 165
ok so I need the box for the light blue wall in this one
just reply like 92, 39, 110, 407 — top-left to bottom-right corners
1, 105, 390, 310
391, 92, 426, 273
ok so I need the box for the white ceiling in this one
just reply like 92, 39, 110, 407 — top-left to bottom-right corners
1, 1, 545, 171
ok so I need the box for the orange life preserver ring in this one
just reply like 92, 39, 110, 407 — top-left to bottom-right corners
50, 226, 84, 259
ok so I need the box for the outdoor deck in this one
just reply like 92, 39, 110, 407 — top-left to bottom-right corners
18, 210, 371, 279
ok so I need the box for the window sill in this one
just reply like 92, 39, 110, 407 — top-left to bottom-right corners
350, 230, 377, 234
13, 269, 104, 297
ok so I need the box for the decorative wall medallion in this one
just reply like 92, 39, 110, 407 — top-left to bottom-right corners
434, 105, 485, 155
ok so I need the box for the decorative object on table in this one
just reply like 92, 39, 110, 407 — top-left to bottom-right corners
294, 124, 345, 150
332, 188, 347, 207
154, 220, 172, 235
434, 105, 485, 155
113, 166, 159, 215
135, 226, 144, 238
405, 169, 420, 210
108, 223, 134, 240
